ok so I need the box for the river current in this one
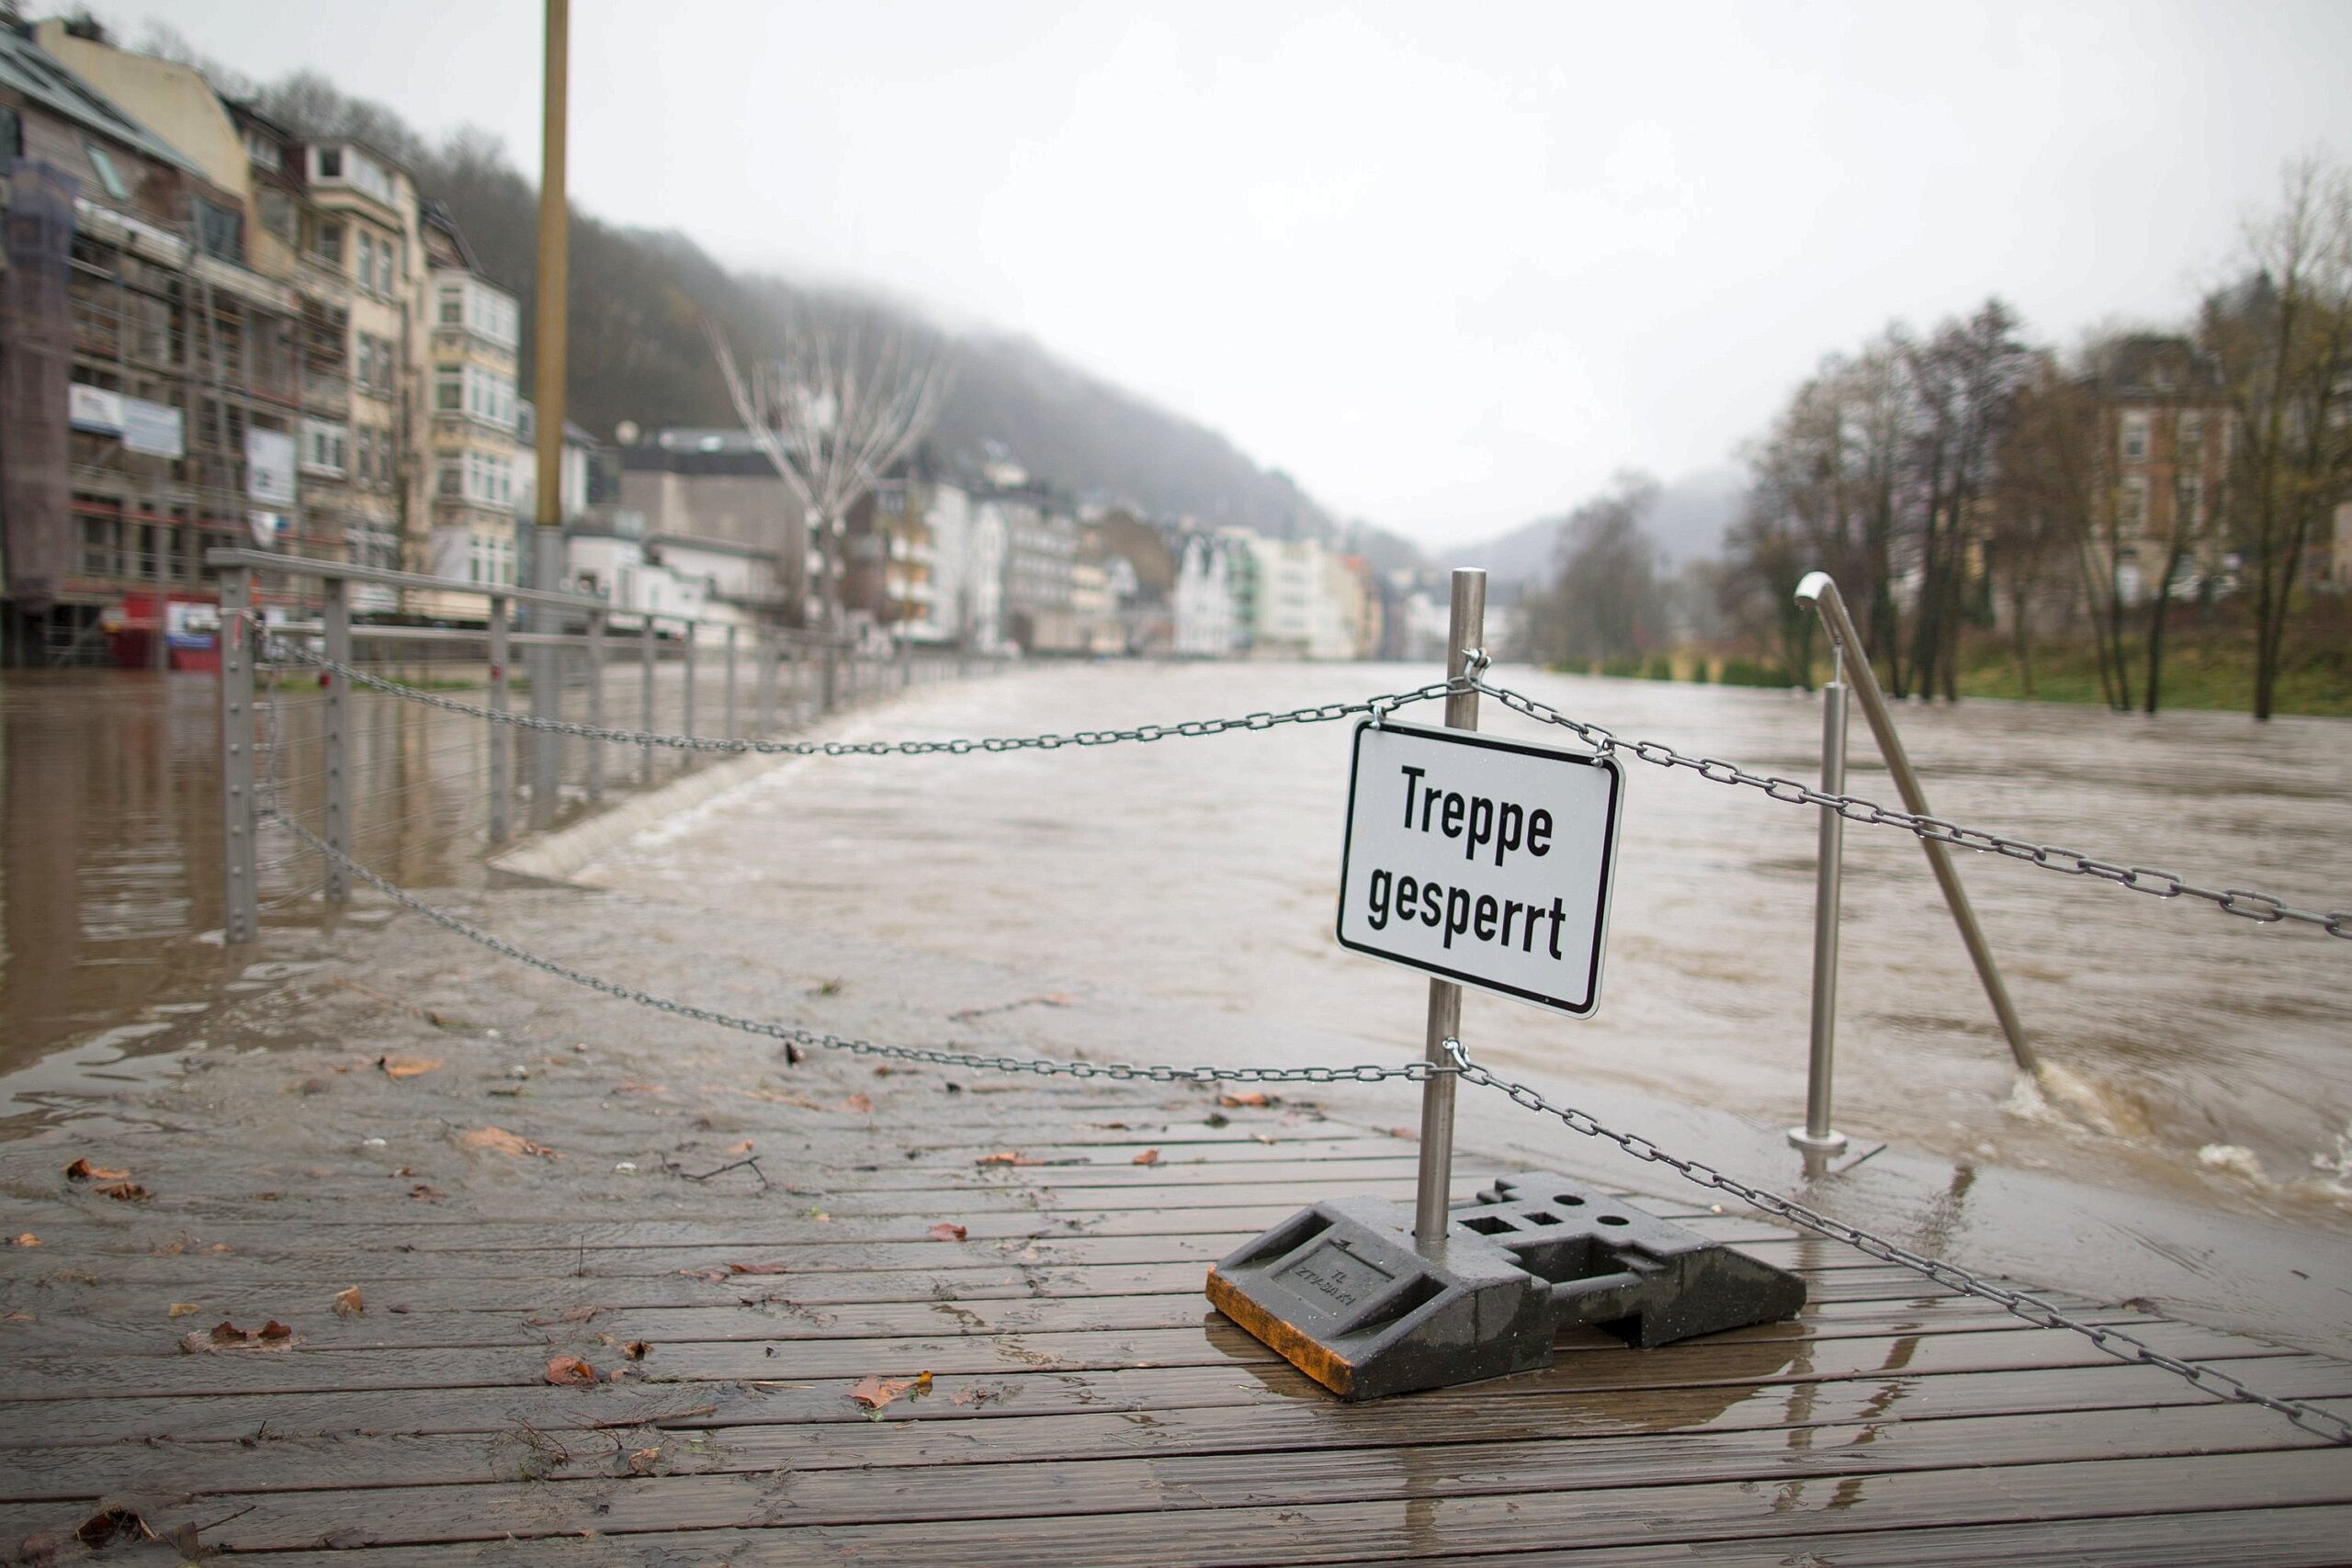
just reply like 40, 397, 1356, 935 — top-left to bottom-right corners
583, 660, 2352, 1224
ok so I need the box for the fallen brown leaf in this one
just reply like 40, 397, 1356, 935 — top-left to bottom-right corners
727, 1262, 789, 1276
63, 1158, 130, 1182
0, 1312, 32, 1324
723, 1139, 754, 1155
378, 1054, 443, 1080
186, 1318, 298, 1353
628, 1444, 662, 1476
849, 1369, 933, 1410
408, 1183, 446, 1201
928, 1222, 968, 1242
96, 1181, 150, 1201
167, 1302, 200, 1318
76, 1505, 153, 1548
1383, 1125, 1416, 1139
622, 1339, 650, 1360
1253, 1134, 1278, 1145
1132, 1148, 1160, 1166
1217, 1090, 1273, 1108
546, 1354, 598, 1386
6, 1233, 36, 1247
676, 1268, 728, 1282
613, 1081, 669, 1095
837, 1093, 875, 1114
333, 1286, 365, 1317
456, 1125, 557, 1159
977, 1151, 1042, 1167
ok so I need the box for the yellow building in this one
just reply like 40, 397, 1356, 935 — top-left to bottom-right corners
300, 140, 422, 603
417, 210, 524, 614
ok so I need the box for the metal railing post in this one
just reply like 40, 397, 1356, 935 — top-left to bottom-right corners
681, 621, 698, 771
756, 630, 777, 736
322, 576, 350, 903
586, 609, 605, 803
724, 625, 739, 740
528, 595, 559, 834
1790, 646, 1848, 1153
639, 618, 656, 786
487, 595, 510, 846
218, 566, 259, 943
1795, 571, 2040, 1078
821, 637, 837, 714
1414, 567, 1485, 1253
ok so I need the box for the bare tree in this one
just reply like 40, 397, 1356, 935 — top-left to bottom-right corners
708, 300, 953, 637
1525, 472, 1667, 668
2202, 155, 2352, 720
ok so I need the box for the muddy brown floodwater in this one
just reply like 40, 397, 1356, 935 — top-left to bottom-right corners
580, 660, 2352, 1232
6, 659, 2351, 1354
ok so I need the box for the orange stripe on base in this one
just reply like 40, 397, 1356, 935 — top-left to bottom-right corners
1204, 1265, 1357, 1399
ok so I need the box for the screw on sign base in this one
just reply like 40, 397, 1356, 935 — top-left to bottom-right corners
1205, 1173, 1805, 1401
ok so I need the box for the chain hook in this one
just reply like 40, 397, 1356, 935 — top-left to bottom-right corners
1460, 647, 1491, 682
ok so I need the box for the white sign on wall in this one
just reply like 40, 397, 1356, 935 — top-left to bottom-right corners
1336, 718, 1623, 1018
245, 426, 298, 506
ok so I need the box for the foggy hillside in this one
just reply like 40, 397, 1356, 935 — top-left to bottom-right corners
234, 67, 1416, 555
1457, 466, 1744, 594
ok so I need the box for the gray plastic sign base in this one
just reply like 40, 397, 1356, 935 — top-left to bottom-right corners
1205, 1172, 1806, 1401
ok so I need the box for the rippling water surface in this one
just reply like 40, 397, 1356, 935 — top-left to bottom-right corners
584, 660, 2352, 1220
7, 660, 2350, 1227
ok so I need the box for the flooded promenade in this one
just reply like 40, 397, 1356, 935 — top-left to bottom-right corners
8, 659, 2351, 1228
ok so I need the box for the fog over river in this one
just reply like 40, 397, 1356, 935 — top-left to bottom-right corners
585, 660, 2352, 1227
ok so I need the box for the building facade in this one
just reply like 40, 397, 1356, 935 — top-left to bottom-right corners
0, 24, 303, 662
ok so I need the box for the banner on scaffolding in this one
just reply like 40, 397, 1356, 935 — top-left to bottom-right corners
1336, 718, 1623, 1017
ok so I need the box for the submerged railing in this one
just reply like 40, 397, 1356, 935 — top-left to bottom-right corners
208, 547, 1004, 942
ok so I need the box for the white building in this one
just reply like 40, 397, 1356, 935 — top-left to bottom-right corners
1172, 533, 1240, 657
927, 484, 1012, 651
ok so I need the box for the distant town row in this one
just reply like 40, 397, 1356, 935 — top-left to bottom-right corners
0, 18, 1451, 669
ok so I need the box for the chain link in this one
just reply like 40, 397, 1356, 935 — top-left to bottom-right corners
1439, 1039, 2352, 1448
1471, 678, 2352, 942
261, 814, 1449, 1091
258, 628, 1459, 758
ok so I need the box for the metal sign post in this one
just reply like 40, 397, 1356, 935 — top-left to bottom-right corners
1413, 568, 1482, 1253
1204, 563, 1804, 1401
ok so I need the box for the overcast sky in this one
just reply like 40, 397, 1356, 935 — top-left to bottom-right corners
120, 2, 2352, 548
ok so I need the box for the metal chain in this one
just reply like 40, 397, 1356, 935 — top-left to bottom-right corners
260, 814, 1449, 1090
257, 626, 1459, 757
1441, 1038, 2352, 1448
256, 618, 2345, 943
1473, 678, 2352, 942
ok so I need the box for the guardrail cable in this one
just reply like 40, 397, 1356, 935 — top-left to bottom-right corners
241, 809, 2352, 1450
1467, 678, 2351, 942
1439, 1038, 2352, 1448
259, 622, 2346, 942
257, 630, 1460, 756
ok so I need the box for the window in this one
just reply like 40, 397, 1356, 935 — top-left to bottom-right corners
315, 147, 343, 179
2120, 412, 2150, 463
311, 220, 344, 264
2177, 411, 2204, 456
2120, 477, 2148, 530
439, 286, 463, 326
257, 187, 299, 247
300, 417, 348, 477
78, 515, 119, 578
244, 129, 282, 174
0, 106, 21, 160
85, 142, 130, 201
192, 196, 243, 261
355, 231, 375, 290
2177, 473, 2204, 529
438, 460, 463, 499
435, 367, 463, 412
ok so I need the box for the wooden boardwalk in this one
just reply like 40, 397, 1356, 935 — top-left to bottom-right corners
5, 1058, 2351, 1564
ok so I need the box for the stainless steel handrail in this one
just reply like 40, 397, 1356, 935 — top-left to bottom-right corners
1794, 572, 2040, 1087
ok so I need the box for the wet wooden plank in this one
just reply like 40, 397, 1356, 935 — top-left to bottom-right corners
0, 1321, 2309, 1445
10, 1363, 2347, 1507
89, 1449, 2352, 1565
